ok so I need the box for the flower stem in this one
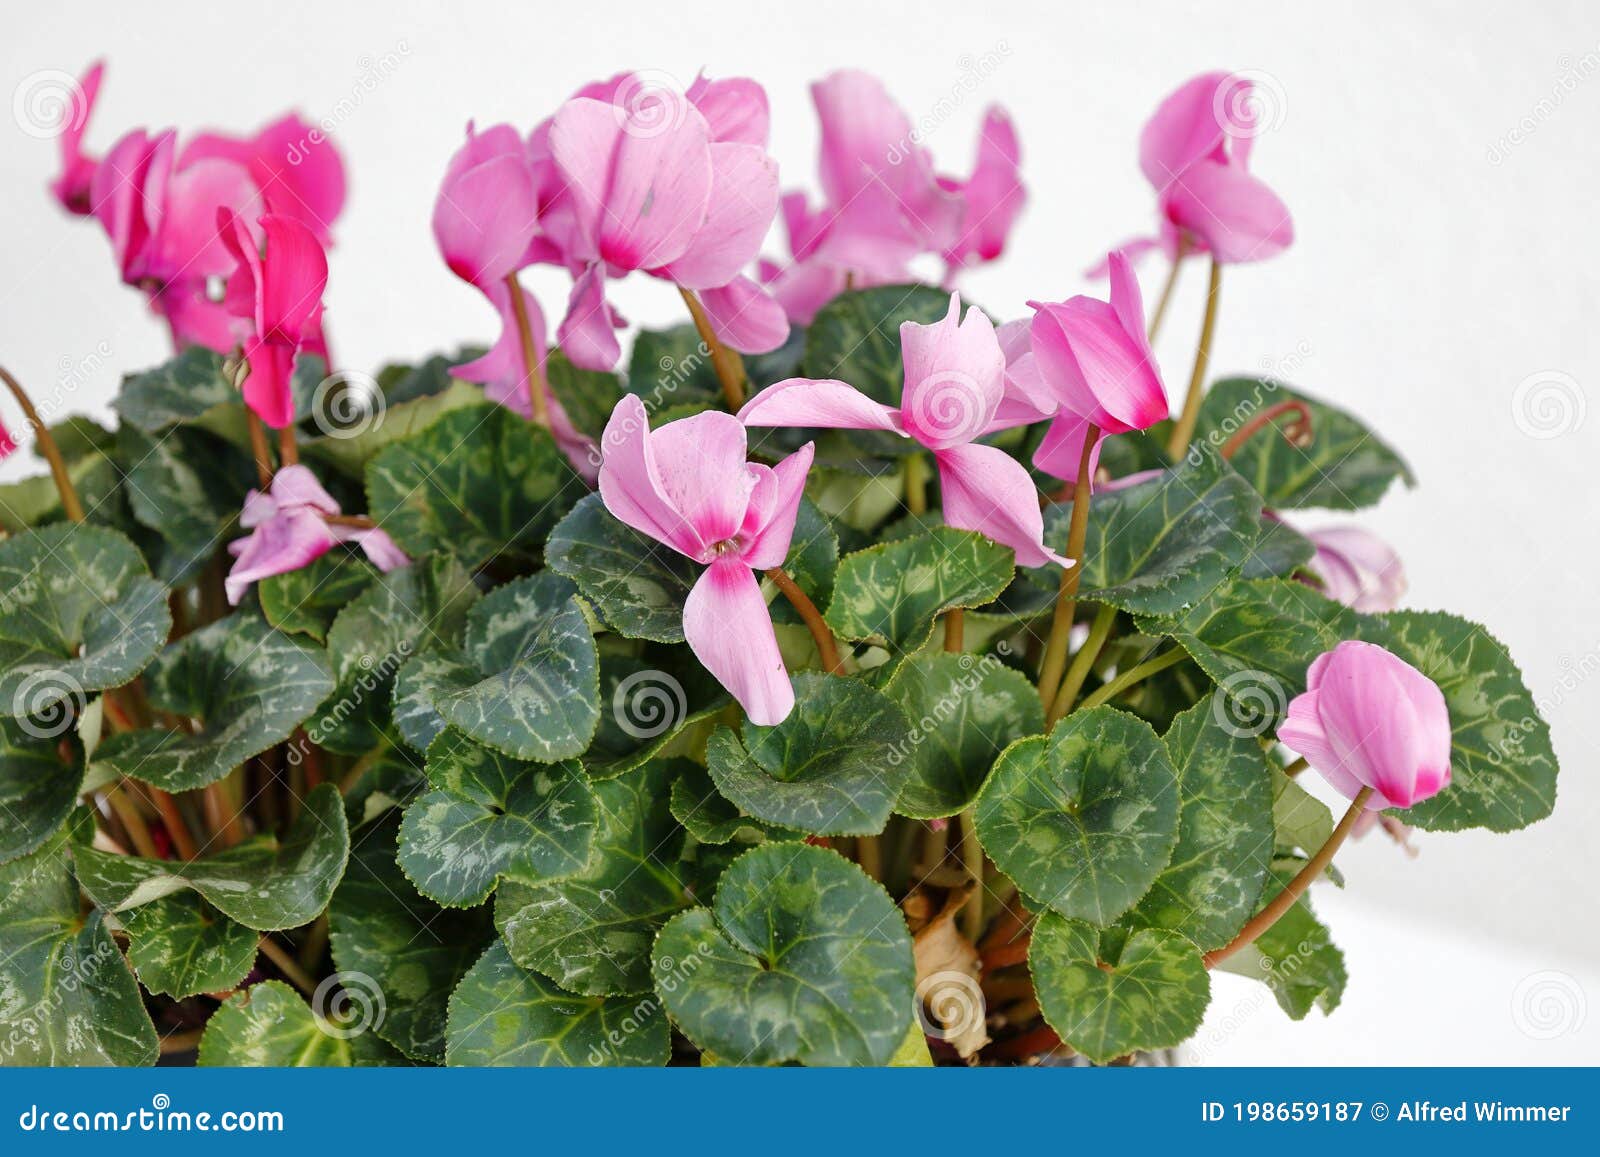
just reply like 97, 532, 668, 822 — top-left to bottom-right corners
679, 286, 747, 410
0, 364, 83, 522
1165, 257, 1222, 460
958, 808, 986, 943
149, 787, 201, 862
245, 407, 274, 487
904, 453, 929, 515
1220, 399, 1314, 460
1047, 602, 1115, 725
1146, 236, 1189, 344
766, 566, 843, 674
104, 786, 161, 859
943, 609, 965, 653
1204, 786, 1374, 968
257, 935, 318, 997
1035, 425, 1101, 710
506, 272, 551, 427
277, 421, 299, 468
1076, 647, 1187, 710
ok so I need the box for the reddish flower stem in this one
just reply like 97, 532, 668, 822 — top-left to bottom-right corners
1221, 400, 1314, 460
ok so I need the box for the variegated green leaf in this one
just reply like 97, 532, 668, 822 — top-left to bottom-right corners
197, 981, 404, 1066
117, 895, 259, 999
546, 492, 698, 643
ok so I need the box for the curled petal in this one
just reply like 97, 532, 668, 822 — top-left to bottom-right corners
557, 262, 623, 371
739, 377, 904, 435
696, 276, 790, 354
597, 395, 703, 557
224, 506, 335, 604
899, 294, 1004, 449
739, 442, 816, 571
1161, 160, 1293, 265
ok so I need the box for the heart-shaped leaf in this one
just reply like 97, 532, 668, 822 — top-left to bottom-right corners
826, 527, 1015, 652
445, 941, 668, 1066
546, 492, 699, 643
496, 760, 688, 996
197, 980, 404, 1066
705, 673, 912, 835
114, 347, 237, 431
116, 895, 259, 999
330, 810, 496, 1061
0, 816, 157, 1065
801, 285, 955, 405
74, 782, 349, 931
1212, 867, 1346, 1019
259, 551, 378, 642
118, 424, 257, 584
652, 842, 915, 1066
628, 325, 724, 404
302, 379, 485, 478
669, 759, 792, 846
365, 402, 583, 566
582, 653, 726, 780
396, 573, 600, 761
1195, 378, 1414, 511
0, 716, 83, 864
883, 652, 1044, 819
975, 706, 1179, 925
90, 611, 333, 792
1242, 514, 1315, 580
1127, 695, 1275, 951
397, 732, 598, 907
0, 524, 171, 718
1029, 914, 1210, 1064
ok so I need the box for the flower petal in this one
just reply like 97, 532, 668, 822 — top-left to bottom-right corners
935, 442, 1068, 568
739, 377, 905, 435
1162, 160, 1293, 265
597, 395, 702, 557
899, 294, 1004, 448
696, 275, 790, 354
224, 506, 335, 604
740, 442, 816, 571
683, 556, 794, 725
656, 142, 778, 289
556, 262, 623, 371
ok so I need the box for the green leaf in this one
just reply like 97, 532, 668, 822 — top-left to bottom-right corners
446, 941, 668, 1066
376, 351, 467, 405
1029, 915, 1210, 1064
975, 706, 1180, 925
114, 347, 237, 431
0, 716, 83, 864
826, 527, 1015, 652
1271, 770, 1334, 856
801, 285, 954, 405
0, 450, 123, 533
496, 761, 687, 996
652, 842, 915, 1066
90, 611, 334, 792
118, 424, 256, 584
330, 811, 496, 1061
881, 652, 1043, 818
546, 492, 698, 643
1360, 610, 1557, 832
397, 732, 598, 907
1046, 457, 1262, 615
545, 350, 623, 440
1127, 696, 1274, 951
74, 782, 349, 931
583, 653, 726, 780
0, 524, 171, 718
259, 550, 378, 642
1195, 378, 1414, 511
197, 980, 403, 1066
705, 673, 912, 835
767, 499, 838, 625
1243, 515, 1316, 580
396, 573, 600, 761
117, 895, 259, 999
302, 379, 486, 477
1214, 868, 1346, 1019
668, 758, 791, 846
365, 402, 583, 566
0, 817, 157, 1066
628, 325, 723, 405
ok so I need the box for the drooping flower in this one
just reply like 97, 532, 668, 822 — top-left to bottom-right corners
740, 295, 1068, 569
225, 465, 406, 604
1301, 524, 1407, 612
48, 59, 104, 216
1278, 640, 1452, 811
218, 211, 328, 429
598, 395, 814, 724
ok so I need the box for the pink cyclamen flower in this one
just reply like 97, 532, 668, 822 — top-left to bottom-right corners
598, 395, 814, 724
1136, 71, 1293, 265
1278, 640, 1452, 811
1026, 250, 1169, 480
740, 294, 1069, 569
940, 108, 1027, 278
180, 113, 347, 246
0, 417, 15, 461
218, 211, 328, 429
433, 122, 539, 292
225, 465, 406, 604
1302, 524, 1407, 612
48, 59, 104, 216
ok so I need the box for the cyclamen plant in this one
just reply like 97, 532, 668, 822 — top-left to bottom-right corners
0, 63, 1557, 1069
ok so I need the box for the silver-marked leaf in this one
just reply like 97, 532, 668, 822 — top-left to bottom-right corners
0, 524, 170, 717
397, 732, 597, 907
546, 492, 698, 643
545, 350, 624, 440
883, 652, 1044, 819
583, 653, 726, 780
1029, 915, 1210, 1064
975, 706, 1179, 925
330, 810, 495, 1061
365, 402, 583, 566
118, 424, 256, 585
0, 716, 83, 864
1196, 378, 1414, 511
114, 347, 237, 431
826, 527, 1015, 652
0, 816, 157, 1066
1272, 770, 1334, 856
445, 941, 667, 1066
496, 760, 687, 996
398, 573, 600, 761
74, 782, 349, 931
1127, 695, 1274, 951
259, 551, 378, 642
1213, 867, 1346, 1019
197, 980, 404, 1066
1243, 515, 1316, 580
668, 759, 791, 846
705, 673, 912, 836
90, 611, 333, 792
117, 895, 259, 999
768, 499, 838, 625
301, 379, 484, 478
652, 842, 915, 1066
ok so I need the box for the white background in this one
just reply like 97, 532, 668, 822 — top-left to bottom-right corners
4, 0, 1596, 1064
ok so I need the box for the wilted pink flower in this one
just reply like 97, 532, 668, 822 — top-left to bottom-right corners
225, 465, 406, 604
218, 211, 328, 429
48, 60, 104, 216
740, 295, 1068, 569
1302, 524, 1407, 612
598, 395, 814, 724
1278, 640, 1452, 811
